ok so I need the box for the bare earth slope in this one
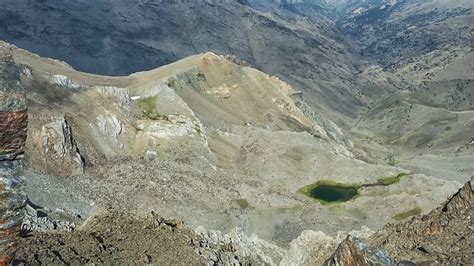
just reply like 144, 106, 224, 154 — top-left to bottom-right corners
15, 213, 203, 265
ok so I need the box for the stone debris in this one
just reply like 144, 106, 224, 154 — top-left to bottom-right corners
193, 226, 285, 265
10, 177, 474, 265
14, 213, 203, 265
22, 203, 76, 232
95, 86, 131, 109
51, 74, 80, 89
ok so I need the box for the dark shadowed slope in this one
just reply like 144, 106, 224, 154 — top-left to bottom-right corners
0, 0, 370, 122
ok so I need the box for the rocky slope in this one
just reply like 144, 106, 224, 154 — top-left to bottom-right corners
338, 0, 474, 85
369, 176, 474, 264
325, 176, 474, 265
3, 0, 472, 173
15, 213, 204, 265
12, 177, 474, 264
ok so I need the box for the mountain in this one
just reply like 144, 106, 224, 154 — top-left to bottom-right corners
241, 0, 338, 19
1, 0, 473, 264
4, 42, 471, 263
0, 0, 370, 124
1, 41, 461, 253
369, 176, 474, 263
338, 0, 474, 81
337, 0, 474, 178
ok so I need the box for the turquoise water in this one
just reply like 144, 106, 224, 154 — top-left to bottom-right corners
310, 185, 358, 202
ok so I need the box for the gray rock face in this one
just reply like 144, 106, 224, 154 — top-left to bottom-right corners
194, 226, 286, 265
33, 117, 85, 175
324, 235, 397, 265
0, 52, 27, 264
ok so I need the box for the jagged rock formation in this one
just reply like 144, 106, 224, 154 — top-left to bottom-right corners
323, 176, 474, 264
0, 52, 27, 264
33, 117, 85, 175
324, 235, 396, 265
0, 53, 27, 161
368, 176, 474, 264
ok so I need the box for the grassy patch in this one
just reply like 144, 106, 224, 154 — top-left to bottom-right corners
138, 96, 161, 120
376, 173, 408, 186
236, 199, 249, 209
392, 207, 422, 221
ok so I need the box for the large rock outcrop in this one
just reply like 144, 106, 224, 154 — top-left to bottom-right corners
0, 52, 27, 264
324, 177, 474, 265
368, 176, 474, 264
33, 117, 84, 176
324, 236, 396, 265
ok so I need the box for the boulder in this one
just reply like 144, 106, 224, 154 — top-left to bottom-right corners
33, 117, 85, 175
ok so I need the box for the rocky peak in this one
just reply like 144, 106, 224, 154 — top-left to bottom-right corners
367, 176, 474, 264
324, 235, 396, 265
443, 175, 473, 213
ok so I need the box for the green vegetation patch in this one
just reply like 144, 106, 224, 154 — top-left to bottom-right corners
376, 173, 408, 186
236, 199, 249, 209
138, 96, 161, 120
392, 207, 422, 221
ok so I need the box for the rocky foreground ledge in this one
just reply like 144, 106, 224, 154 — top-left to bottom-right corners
0, 52, 27, 264
12, 177, 474, 265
